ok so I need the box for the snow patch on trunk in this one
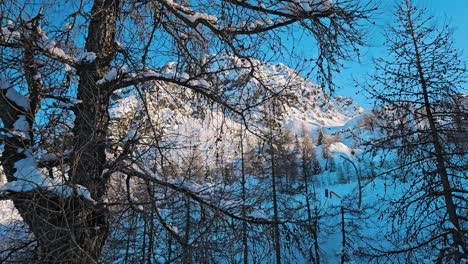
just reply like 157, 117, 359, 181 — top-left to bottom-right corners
11, 115, 30, 140
0, 80, 30, 110
76, 52, 97, 63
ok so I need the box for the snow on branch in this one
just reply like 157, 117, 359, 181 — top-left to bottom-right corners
75, 51, 97, 64
0, 148, 95, 203
0, 21, 76, 66
0, 79, 30, 110
99, 63, 200, 90
280, 0, 334, 15
0, 79, 93, 203
35, 26, 73, 64
11, 115, 31, 140
223, 0, 335, 21
0, 24, 22, 45
161, 0, 219, 26
157, 0, 342, 41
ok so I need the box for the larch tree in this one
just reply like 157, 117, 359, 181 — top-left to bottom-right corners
364, 0, 467, 262
0, 0, 372, 262
299, 128, 321, 263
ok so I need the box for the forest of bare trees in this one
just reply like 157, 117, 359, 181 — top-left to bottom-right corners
0, 0, 466, 263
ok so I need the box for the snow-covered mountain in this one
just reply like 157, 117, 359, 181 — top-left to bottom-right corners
1, 57, 380, 263
110, 57, 363, 141
106, 57, 366, 173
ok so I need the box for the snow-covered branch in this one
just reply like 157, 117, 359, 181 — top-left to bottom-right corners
0, 21, 76, 66
0, 79, 92, 203
1, 149, 92, 201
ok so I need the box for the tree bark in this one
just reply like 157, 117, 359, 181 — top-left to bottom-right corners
0, 1, 119, 262
268, 106, 281, 264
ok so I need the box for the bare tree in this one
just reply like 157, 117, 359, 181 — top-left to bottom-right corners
299, 129, 321, 263
0, 0, 372, 262
364, 0, 467, 262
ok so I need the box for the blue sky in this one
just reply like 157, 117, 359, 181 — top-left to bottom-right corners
328, 0, 468, 107
9, 0, 466, 109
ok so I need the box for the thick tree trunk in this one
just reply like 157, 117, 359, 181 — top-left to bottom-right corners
64, 0, 120, 261
0, 1, 119, 262
0, 87, 109, 264
72, 0, 119, 197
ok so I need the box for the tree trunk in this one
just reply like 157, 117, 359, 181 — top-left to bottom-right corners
405, 0, 466, 257
240, 129, 249, 264
182, 198, 192, 264
0, 89, 109, 264
313, 206, 321, 264
0, 1, 119, 262
302, 155, 320, 264
271, 149, 281, 264
268, 119, 281, 264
